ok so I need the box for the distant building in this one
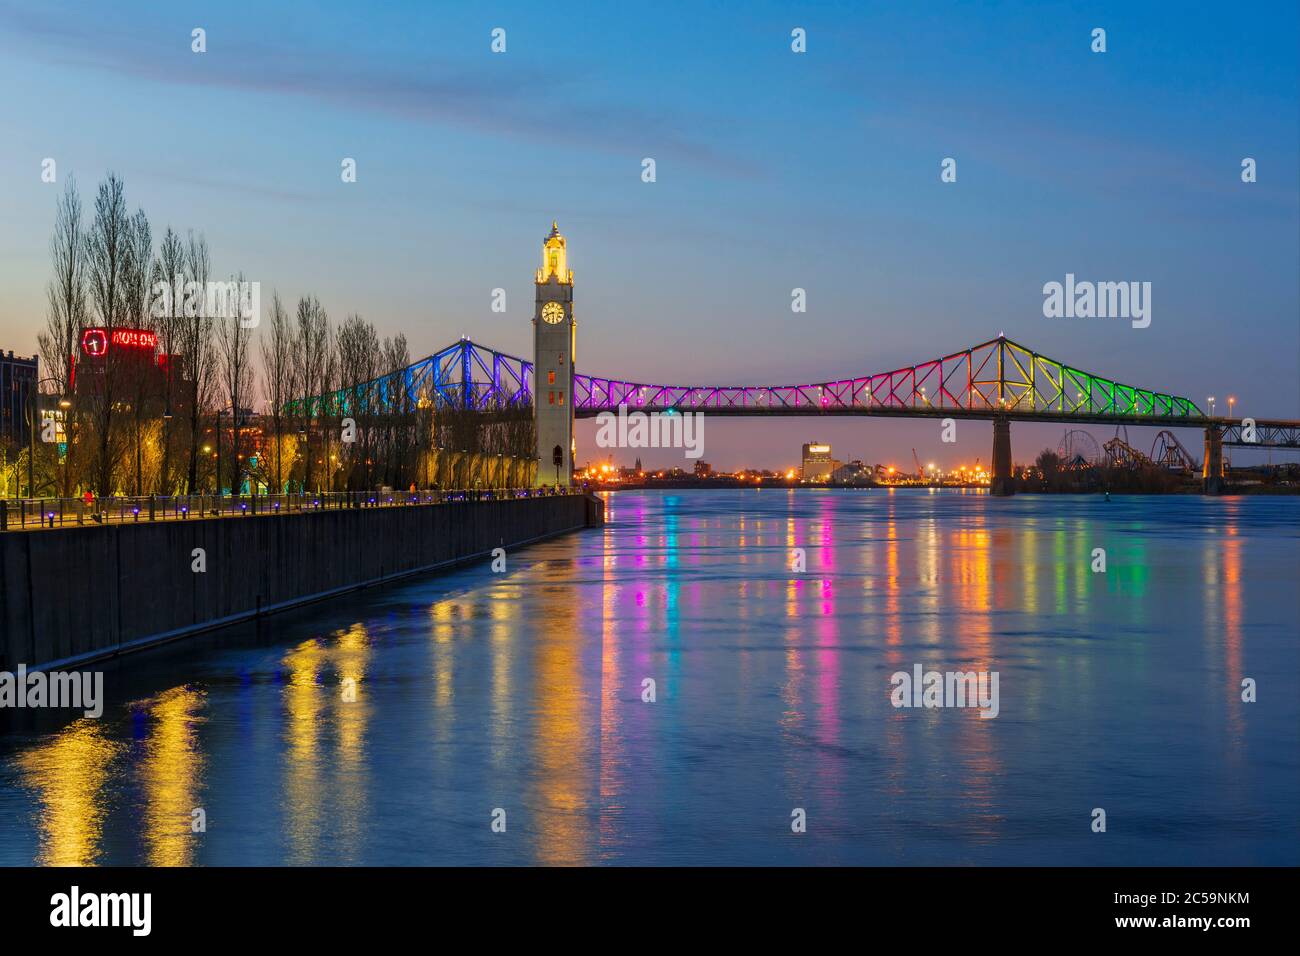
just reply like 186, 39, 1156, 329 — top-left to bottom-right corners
831, 460, 872, 484
801, 442, 839, 481
0, 350, 38, 447
73, 327, 176, 398
694, 460, 712, 477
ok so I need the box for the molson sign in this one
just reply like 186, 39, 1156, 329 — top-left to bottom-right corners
80, 327, 158, 356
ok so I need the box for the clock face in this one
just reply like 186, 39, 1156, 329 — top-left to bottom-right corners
541, 301, 565, 325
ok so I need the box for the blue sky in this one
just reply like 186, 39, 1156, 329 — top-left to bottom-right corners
1, 0, 1296, 470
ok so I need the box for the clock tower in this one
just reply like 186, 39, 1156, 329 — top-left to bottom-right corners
534, 221, 575, 486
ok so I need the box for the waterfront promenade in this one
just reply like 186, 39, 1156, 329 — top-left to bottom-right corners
0, 487, 580, 532
1, 490, 603, 670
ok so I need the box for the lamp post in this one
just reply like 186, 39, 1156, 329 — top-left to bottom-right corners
1207, 395, 1216, 418
1228, 396, 1235, 420
161, 352, 173, 496
25, 376, 71, 499
298, 424, 308, 494
215, 408, 225, 496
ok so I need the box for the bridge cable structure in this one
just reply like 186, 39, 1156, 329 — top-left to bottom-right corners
572, 334, 1208, 424
294, 334, 1211, 423
288, 332, 1299, 494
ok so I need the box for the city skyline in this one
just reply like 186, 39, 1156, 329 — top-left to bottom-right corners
1, 0, 1296, 911
1, 0, 1297, 472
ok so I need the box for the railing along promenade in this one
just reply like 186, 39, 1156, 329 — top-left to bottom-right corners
0, 486, 582, 532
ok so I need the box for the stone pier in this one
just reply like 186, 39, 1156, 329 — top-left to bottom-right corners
991, 416, 1015, 496
1202, 425, 1224, 494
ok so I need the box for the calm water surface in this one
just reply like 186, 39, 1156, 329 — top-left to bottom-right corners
1, 489, 1296, 865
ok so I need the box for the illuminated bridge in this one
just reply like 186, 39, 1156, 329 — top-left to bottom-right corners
294, 333, 1299, 494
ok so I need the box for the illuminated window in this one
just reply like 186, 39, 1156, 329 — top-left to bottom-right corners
548, 371, 555, 385
558, 392, 564, 405
548, 391, 555, 405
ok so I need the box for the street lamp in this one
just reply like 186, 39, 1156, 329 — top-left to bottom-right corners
1228, 396, 1236, 419
215, 407, 229, 496
1207, 396, 1216, 417
25, 376, 71, 499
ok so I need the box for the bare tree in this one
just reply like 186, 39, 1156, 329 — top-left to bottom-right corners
152, 227, 185, 492
180, 232, 215, 492
84, 173, 133, 496
124, 208, 154, 495
335, 313, 379, 490
214, 274, 254, 493
321, 344, 340, 491
259, 292, 295, 493
38, 177, 87, 497
39, 177, 87, 392
293, 296, 331, 493
381, 333, 412, 489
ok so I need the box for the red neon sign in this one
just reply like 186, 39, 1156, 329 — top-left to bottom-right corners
80, 327, 158, 354
81, 328, 107, 356
110, 328, 157, 349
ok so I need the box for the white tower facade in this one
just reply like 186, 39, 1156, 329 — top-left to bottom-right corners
533, 221, 575, 486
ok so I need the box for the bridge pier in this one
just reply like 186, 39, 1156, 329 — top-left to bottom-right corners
1202, 425, 1224, 494
990, 415, 1014, 496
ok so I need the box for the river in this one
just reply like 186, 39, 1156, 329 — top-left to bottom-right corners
1, 488, 1296, 865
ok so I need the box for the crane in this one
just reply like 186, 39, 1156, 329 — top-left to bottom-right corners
912, 448, 925, 480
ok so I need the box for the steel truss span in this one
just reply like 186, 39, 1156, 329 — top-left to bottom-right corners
573, 335, 1203, 423
292, 334, 1299, 441
288, 338, 535, 418
1219, 420, 1300, 448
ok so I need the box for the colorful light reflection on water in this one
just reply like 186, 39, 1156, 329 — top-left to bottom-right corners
1, 490, 1296, 865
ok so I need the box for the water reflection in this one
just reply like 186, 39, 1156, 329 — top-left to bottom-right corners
14, 719, 122, 866
282, 638, 326, 865
532, 575, 589, 865
334, 624, 371, 864
0, 490, 1295, 866
137, 685, 207, 867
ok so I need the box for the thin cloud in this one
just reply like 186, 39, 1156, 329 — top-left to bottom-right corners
0, 2, 760, 179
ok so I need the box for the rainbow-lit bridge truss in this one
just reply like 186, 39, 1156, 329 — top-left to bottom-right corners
573, 334, 1204, 426
289, 337, 532, 418
303, 334, 1215, 428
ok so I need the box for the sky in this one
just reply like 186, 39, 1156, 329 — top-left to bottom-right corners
1, 0, 1296, 472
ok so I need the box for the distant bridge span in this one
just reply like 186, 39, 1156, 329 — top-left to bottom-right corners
575, 334, 1205, 422
292, 333, 1299, 493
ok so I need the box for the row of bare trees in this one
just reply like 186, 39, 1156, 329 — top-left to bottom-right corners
19, 173, 535, 499
36, 174, 224, 497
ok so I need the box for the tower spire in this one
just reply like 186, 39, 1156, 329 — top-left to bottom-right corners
537, 220, 571, 284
